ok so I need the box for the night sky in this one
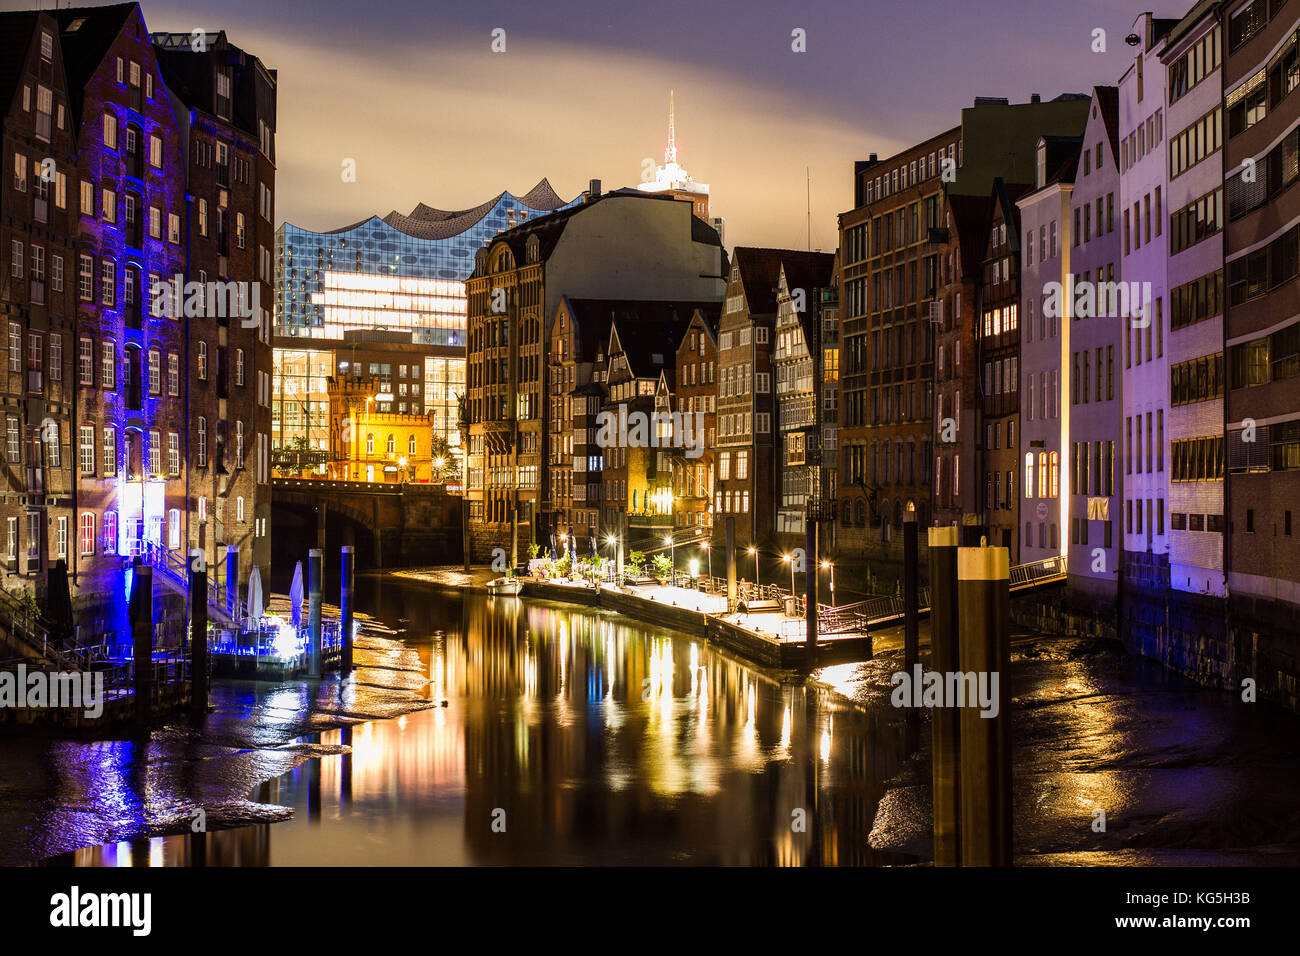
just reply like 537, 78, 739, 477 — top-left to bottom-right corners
18, 0, 1143, 247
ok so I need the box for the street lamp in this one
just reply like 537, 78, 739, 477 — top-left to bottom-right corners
822, 559, 835, 606
782, 553, 795, 596
664, 534, 674, 586
747, 546, 760, 592
700, 540, 711, 581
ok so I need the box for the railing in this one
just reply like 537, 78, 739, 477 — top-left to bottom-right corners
145, 543, 248, 624
1009, 554, 1067, 587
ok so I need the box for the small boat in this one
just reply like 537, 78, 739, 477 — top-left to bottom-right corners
486, 577, 522, 596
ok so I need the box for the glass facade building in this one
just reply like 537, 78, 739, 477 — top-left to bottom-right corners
273, 180, 578, 468
275, 180, 580, 345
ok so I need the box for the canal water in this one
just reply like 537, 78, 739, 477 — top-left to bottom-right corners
4, 572, 1300, 866
2, 574, 907, 866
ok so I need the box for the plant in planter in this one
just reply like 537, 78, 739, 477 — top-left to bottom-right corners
651, 553, 672, 582
528, 543, 541, 560
554, 555, 571, 579
627, 551, 647, 576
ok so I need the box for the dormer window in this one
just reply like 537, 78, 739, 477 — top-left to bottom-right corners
1036, 141, 1047, 189
40, 32, 52, 60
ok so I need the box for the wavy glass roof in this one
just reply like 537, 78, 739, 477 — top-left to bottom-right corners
276, 179, 580, 344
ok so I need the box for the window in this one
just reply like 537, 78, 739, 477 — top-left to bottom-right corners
101, 341, 115, 390
103, 112, 117, 150
235, 348, 245, 386
100, 259, 114, 307
168, 432, 180, 476
148, 348, 161, 394
168, 510, 180, 550
102, 427, 116, 476
197, 341, 208, 380
79, 425, 94, 474
196, 417, 207, 467
168, 352, 179, 396
79, 513, 95, 556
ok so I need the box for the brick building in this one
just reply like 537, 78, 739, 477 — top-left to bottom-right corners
152, 28, 276, 599
0, 10, 79, 613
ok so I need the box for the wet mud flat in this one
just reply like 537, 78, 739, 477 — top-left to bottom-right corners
842, 630, 1300, 865
0, 612, 435, 866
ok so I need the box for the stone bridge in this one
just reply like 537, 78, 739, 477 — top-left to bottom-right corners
271, 478, 462, 569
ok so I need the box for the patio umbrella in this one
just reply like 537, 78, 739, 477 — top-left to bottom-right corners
289, 561, 304, 630
247, 564, 264, 627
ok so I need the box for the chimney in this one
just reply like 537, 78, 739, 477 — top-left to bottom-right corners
1031, 93, 1041, 103
586, 178, 601, 201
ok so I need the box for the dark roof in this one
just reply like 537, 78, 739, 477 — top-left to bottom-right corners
603, 300, 722, 378
52, 4, 137, 130
732, 248, 835, 316
0, 12, 41, 117
947, 193, 994, 282
474, 190, 715, 277
1093, 86, 1120, 166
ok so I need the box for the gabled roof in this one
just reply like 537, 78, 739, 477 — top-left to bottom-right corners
1093, 85, 1120, 167
604, 300, 721, 379
0, 12, 41, 117
560, 296, 718, 365
732, 248, 836, 317
52, 4, 138, 130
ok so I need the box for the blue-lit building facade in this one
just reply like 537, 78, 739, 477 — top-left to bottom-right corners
273, 180, 581, 466
58, 4, 190, 641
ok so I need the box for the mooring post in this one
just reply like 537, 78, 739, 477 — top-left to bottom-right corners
960, 513, 983, 548
928, 524, 961, 866
804, 513, 818, 660
129, 562, 153, 729
225, 545, 239, 618
189, 560, 208, 720
957, 538, 1012, 866
308, 548, 323, 678
903, 506, 919, 674
725, 516, 737, 613
340, 545, 355, 674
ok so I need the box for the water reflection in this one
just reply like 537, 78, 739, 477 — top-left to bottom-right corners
52, 580, 912, 866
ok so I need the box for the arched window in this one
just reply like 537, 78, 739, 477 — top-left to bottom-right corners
854, 498, 866, 526
1025, 453, 1035, 498
841, 499, 851, 525
386, 434, 395, 456
408, 434, 417, 456
365, 433, 374, 455
1038, 452, 1048, 497
1049, 451, 1060, 498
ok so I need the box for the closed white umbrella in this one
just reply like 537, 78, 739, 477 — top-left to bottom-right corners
289, 561, 304, 630
247, 564, 264, 627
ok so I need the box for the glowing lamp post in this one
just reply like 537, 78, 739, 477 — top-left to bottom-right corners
822, 559, 835, 606
664, 534, 674, 586
782, 553, 795, 596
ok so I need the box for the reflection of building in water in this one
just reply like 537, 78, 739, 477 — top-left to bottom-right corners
455, 598, 907, 865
